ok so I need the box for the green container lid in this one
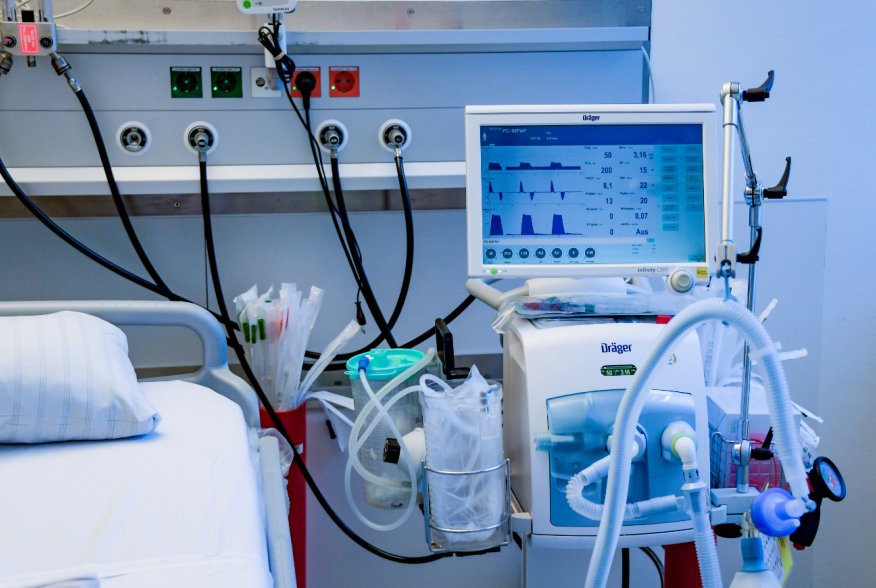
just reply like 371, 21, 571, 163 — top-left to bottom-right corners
345, 348, 425, 381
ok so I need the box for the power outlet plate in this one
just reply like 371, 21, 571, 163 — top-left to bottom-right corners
250, 66, 281, 98
211, 67, 243, 98
170, 66, 203, 98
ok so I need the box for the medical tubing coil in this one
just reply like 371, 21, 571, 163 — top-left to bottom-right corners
347, 349, 435, 485
584, 298, 811, 588
565, 457, 683, 521
344, 351, 434, 531
344, 375, 418, 532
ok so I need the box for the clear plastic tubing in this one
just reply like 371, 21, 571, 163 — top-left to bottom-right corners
585, 298, 812, 588
347, 349, 434, 487
344, 350, 434, 531
344, 379, 418, 532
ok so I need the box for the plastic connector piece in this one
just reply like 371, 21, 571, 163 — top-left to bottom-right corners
358, 355, 371, 372
660, 421, 697, 462
383, 437, 401, 464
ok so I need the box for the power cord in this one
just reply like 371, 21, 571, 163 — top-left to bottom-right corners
329, 148, 399, 347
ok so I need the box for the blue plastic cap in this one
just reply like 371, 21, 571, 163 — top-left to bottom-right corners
358, 355, 371, 372
751, 488, 802, 537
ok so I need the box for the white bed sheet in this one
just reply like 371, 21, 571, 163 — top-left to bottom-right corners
0, 381, 272, 588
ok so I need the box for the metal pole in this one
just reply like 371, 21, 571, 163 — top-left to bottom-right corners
3, 0, 16, 21
719, 84, 738, 249
40, 0, 53, 22
735, 205, 760, 493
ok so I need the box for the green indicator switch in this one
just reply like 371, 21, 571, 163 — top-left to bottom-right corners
170, 67, 203, 98
211, 67, 243, 98
243, 0, 252, 7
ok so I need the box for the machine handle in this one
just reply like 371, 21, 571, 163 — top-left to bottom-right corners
763, 156, 791, 199
742, 70, 775, 102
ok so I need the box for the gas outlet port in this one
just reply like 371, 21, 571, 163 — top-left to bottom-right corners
379, 119, 412, 152
116, 122, 151, 155
316, 119, 349, 152
184, 121, 218, 156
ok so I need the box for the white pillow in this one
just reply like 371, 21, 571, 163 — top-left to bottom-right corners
0, 311, 160, 443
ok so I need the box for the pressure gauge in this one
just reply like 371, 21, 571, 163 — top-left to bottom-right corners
810, 456, 846, 502
236, 0, 297, 15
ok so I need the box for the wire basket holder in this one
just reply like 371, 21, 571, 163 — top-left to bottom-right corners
422, 458, 512, 553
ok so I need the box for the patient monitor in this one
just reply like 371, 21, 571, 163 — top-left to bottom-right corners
465, 104, 717, 581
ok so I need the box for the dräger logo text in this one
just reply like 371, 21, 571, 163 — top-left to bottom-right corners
601, 342, 632, 355
582, 114, 601, 122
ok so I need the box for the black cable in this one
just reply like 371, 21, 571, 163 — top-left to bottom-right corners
276, 62, 476, 365
329, 152, 399, 347
257, 20, 296, 85
73, 88, 169, 293
640, 546, 665, 588
622, 547, 630, 588
0, 154, 176, 299
388, 149, 415, 328
198, 150, 448, 564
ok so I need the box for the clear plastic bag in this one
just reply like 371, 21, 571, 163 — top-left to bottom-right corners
420, 367, 508, 552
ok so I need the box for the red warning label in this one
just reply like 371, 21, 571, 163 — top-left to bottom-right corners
18, 24, 39, 55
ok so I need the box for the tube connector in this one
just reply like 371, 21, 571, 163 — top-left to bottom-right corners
50, 52, 79, 92
661, 421, 697, 464
0, 51, 12, 76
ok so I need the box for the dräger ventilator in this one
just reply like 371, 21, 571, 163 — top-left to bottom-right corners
460, 74, 843, 588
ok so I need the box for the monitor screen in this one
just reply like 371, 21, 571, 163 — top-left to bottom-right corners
466, 105, 716, 280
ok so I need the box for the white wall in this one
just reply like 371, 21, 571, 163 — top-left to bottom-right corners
651, 2, 876, 586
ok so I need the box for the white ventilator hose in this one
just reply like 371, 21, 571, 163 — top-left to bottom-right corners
566, 450, 684, 521
585, 298, 813, 588
347, 349, 435, 486
674, 435, 722, 588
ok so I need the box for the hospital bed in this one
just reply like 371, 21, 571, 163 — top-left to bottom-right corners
0, 300, 296, 588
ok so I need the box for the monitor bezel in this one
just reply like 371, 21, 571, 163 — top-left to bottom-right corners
465, 104, 717, 280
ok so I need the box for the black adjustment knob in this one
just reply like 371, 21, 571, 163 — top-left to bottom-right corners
742, 70, 775, 102
383, 437, 401, 464
751, 427, 774, 460
764, 157, 791, 199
